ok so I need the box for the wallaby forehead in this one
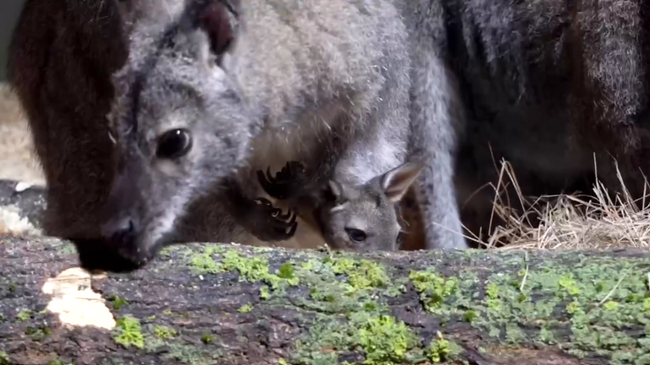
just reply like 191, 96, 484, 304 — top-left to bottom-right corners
344, 200, 398, 234
114, 14, 209, 136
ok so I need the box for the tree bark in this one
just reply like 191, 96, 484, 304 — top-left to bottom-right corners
1, 230, 650, 365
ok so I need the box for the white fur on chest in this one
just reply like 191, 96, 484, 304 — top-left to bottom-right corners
244, 103, 344, 191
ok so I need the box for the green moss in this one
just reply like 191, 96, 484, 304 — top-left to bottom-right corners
172, 246, 650, 363
460, 255, 650, 363
260, 285, 270, 300
278, 262, 296, 280
55, 242, 76, 256
26, 325, 52, 340
163, 343, 222, 365
201, 334, 214, 344
426, 332, 461, 363
16, 309, 31, 322
358, 315, 419, 364
189, 247, 222, 275
188, 249, 299, 294
9, 283, 16, 292
295, 310, 422, 365
0, 351, 8, 365
154, 325, 178, 340
112, 316, 144, 349
328, 257, 391, 292
538, 326, 556, 344
409, 268, 460, 314
111, 295, 128, 311
48, 359, 74, 365
238, 304, 253, 313
284, 252, 430, 364
389, 251, 650, 363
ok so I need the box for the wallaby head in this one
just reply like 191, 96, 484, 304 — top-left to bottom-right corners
314, 162, 423, 252
102, 0, 252, 264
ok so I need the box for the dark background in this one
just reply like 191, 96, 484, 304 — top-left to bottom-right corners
0, 0, 26, 81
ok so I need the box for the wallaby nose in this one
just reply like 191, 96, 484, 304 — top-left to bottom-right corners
102, 218, 137, 246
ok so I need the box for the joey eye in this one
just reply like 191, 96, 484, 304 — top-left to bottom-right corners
156, 129, 193, 159
345, 228, 367, 242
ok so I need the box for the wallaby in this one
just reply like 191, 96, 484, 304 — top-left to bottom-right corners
96, 0, 650, 263
257, 160, 424, 252
84, 0, 468, 270
6, 0, 134, 269
8, 0, 465, 271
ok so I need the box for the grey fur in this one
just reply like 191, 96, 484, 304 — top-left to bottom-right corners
98, 0, 467, 267
17, 0, 650, 271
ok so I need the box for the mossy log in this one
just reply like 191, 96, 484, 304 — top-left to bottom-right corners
1, 235, 650, 365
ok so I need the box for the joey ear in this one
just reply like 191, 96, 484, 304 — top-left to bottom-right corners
197, 1, 235, 59
379, 162, 424, 203
321, 180, 346, 204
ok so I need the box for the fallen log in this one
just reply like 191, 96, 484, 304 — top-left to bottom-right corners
1, 235, 650, 365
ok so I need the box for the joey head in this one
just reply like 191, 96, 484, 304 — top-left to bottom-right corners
259, 160, 424, 252
314, 161, 424, 252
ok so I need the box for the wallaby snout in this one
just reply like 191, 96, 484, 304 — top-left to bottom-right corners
99, 155, 165, 267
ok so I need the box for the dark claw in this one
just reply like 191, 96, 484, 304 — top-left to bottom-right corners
277, 209, 294, 221
257, 169, 284, 199
286, 220, 298, 236
272, 209, 296, 229
257, 161, 307, 201
266, 166, 277, 183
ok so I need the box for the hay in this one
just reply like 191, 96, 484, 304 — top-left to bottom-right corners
465, 156, 650, 250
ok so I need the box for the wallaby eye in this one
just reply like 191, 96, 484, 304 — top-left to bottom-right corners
156, 129, 193, 159
345, 228, 367, 242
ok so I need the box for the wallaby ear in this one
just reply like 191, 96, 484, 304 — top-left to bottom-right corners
197, 1, 235, 60
379, 162, 424, 203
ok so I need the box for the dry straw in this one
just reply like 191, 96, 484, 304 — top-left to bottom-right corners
460, 151, 650, 250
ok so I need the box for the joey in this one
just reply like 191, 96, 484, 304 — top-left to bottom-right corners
259, 160, 424, 252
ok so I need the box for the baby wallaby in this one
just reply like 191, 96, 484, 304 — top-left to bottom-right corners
258, 161, 424, 252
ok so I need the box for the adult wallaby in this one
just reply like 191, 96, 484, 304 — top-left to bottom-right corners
258, 160, 424, 252
94, 0, 467, 269
8, 0, 467, 271
95, 0, 650, 263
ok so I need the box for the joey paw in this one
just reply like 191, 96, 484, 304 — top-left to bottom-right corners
256, 161, 307, 200
246, 197, 298, 241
